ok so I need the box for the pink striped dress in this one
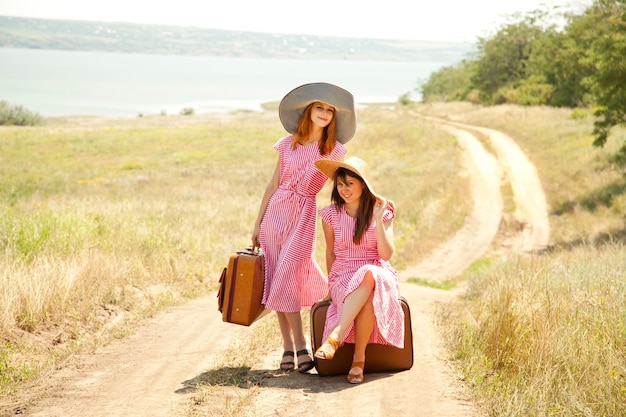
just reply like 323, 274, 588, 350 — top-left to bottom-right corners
260, 136, 346, 312
318, 204, 404, 348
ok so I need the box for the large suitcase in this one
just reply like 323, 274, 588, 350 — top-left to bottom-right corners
310, 296, 414, 376
217, 247, 268, 326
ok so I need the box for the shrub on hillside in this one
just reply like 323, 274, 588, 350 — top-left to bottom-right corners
419, 60, 475, 103
0, 100, 44, 126
494, 77, 555, 106
397, 92, 412, 106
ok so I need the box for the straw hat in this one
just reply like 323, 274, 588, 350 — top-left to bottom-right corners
315, 156, 379, 198
278, 82, 356, 144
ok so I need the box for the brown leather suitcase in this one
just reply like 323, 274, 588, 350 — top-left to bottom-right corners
310, 296, 413, 376
217, 248, 268, 326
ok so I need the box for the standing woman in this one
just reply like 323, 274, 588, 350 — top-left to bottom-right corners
313, 157, 404, 384
252, 83, 356, 373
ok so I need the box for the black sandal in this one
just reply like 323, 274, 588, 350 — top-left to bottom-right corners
296, 349, 315, 373
280, 351, 295, 371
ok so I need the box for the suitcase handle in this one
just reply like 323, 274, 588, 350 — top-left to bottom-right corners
237, 246, 262, 256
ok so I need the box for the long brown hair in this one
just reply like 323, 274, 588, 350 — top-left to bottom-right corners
291, 102, 338, 155
330, 168, 376, 244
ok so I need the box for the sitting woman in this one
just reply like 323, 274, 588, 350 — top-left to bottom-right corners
313, 156, 404, 384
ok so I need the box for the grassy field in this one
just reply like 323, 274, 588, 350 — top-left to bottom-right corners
1, 101, 625, 415
0, 104, 467, 398
415, 102, 626, 416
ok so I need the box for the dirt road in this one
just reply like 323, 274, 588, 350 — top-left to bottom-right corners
4, 117, 549, 417
405, 115, 550, 280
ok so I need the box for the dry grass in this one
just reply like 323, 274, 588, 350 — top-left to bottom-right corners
0, 105, 468, 395
416, 102, 626, 416
5, 100, 625, 415
440, 245, 626, 416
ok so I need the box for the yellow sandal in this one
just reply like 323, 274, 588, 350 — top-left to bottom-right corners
347, 361, 365, 384
314, 336, 339, 360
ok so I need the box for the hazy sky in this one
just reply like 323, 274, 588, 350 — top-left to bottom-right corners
0, 0, 590, 43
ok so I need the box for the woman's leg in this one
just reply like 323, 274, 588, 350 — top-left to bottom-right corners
276, 312, 295, 370
278, 311, 314, 372
353, 290, 376, 362
316, 271, 375, 360
330, 271, 375, 341
348, 290, 375, 383
283, 311, 315, 373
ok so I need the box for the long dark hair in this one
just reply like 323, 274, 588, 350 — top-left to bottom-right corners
291, 102, 338, 155
331, 168, 376, 244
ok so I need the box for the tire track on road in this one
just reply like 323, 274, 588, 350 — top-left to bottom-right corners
404, 115, 550, 281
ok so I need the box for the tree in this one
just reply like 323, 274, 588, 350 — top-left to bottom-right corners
471, 11, 554, 105
578, 0, 626, 151
526, 28, 592, 107
418, 60, 476, 103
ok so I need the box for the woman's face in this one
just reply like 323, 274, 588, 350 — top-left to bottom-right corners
310, 102, 335, 128
336, 173, 364, 205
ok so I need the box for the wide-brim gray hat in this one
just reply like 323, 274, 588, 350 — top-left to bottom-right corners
279, 82, 356, 144
315, 156, 380, 198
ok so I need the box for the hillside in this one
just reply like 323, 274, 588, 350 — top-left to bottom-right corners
0, 15, 472, 62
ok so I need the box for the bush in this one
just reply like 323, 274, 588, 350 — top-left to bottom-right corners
397, 92, 412, 106
0, 101, 44, 126
180, 107, 195, 116
570, 108, 588, 119
418, 60, 475, 103
465, 89, 481, 104
494, 77, 554, 106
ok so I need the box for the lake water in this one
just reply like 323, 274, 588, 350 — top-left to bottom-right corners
0, 47, 453, 117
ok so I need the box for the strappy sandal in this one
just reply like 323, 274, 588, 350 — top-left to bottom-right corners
280, 351, 295, 371
296, 349, 315, 373
314, 336, 339, 360
347, 361, 365, 384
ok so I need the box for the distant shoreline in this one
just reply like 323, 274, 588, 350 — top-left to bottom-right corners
40, 100, 398, 120
18, 97, 400, 119
0, 15, 472, 63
